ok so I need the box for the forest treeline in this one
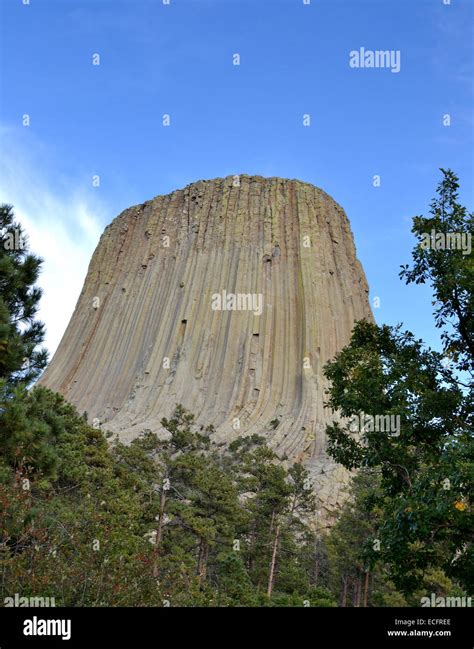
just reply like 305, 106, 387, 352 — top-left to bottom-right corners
0, 170, 472, 606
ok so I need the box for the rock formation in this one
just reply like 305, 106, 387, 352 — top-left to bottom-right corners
40, 175, 372, 521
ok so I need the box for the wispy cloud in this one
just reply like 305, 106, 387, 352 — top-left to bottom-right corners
0, 125, 106, 357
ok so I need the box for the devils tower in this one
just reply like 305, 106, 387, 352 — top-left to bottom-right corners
40, 175, 372, 518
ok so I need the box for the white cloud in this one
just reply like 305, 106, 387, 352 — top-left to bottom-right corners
0, 127, 106, 358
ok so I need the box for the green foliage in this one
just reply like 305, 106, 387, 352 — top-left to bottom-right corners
0, 388, 161, 605
325, 468, 471, 607
325, 325, 472, 595
324, 170, 473, 596
326, 468, 407, 607
400, 169, 473, 373
0, 400, 325, 606
0, 204, 48, 387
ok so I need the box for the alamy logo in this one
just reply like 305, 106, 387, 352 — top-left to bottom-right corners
421, 593, 472, 607
2, 229, 25, 250
4, 594, 56, 607
419, 230, 471, 255
349, 412, 400, 437
211, 290, 263, 316
349, 47, 401, 73
23, 616, 71, 641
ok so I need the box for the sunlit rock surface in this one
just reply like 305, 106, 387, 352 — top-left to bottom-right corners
40, 175, 373, 521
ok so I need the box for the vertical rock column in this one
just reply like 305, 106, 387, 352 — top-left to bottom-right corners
40, 175, 372, 520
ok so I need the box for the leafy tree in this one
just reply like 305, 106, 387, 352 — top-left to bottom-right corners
323, 170, 473, 595
400, 169, 473, 373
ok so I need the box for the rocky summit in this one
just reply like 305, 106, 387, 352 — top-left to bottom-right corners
40, 175, 373, 522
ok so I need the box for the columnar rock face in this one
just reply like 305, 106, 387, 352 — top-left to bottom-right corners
40, 175, 372, 520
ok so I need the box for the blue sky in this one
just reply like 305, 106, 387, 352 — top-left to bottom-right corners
0, 0, 472, 356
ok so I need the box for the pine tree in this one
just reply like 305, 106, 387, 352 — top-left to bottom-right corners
226, 435, 315, 599
0, 204, 47, 387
